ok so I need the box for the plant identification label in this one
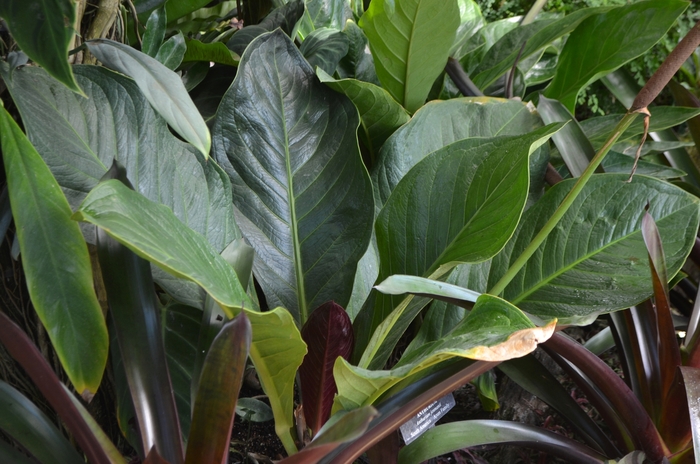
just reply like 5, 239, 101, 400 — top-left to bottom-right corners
399, 393, 455, 444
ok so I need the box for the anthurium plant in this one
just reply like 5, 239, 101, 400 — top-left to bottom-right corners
1, 0, 700, 463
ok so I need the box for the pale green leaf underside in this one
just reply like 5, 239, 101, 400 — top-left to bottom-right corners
1, 64, 239, 308
86, 39, 211, 157
75, 180, 251, 312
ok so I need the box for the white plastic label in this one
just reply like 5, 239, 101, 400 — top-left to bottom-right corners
399, 393, 455, 445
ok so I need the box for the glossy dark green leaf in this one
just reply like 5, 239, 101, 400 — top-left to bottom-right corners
337, 20, 379, 85
359, 0, 460, 112
212, 30, 374, 324
0, 103, 107, 396
154, 32, 187, 70
346, 236, 380, 321
373, 98, 542, 206
96, 186, 184, 464
142, 6, 167, 57
169, 0, 237, 34
537, 94, 596, 177
165, 0, 211, 23
525, 51, 558, 85
602, 68, 700, 189
185, 313, 251, 464
317, 69, 410, 158
299, 302, 354, 435
336, 295, 556, 410
450, 0, 484, 59
544, 0, 688, 111
86, 39, 211, 157
236, 398, 274, 422
298, 0, 354, 37
472, 371, 499, 411
183, 39, 240, 66
227, 0, 305, 55
75, 180, 251, 314
1, 64, 239, 308
602, 152, 685, 179
491, 174, 700, 322
300, 28, 350, 75
580, 107, 700, 150
471, 7, 609, 90
0, 381, 84, 464
612, 140, 694, 157
398, 419, 607, 464
360, 125, 561, 369
670, 79, 700, 152
0, 0, 82, 94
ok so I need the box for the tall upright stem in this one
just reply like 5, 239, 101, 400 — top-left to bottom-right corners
489, 19, 700, 297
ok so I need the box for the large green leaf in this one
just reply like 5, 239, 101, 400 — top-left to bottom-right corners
1, 64, 239, 308
543, 0, 688, 111
0, 381, 84, 464
358, 0, 460, 112
298, 0, 354, 38
74, 180, 251, 313
537, 94, 597, 178
247, 307, 308, 455
580, 107, 700, 150
358, 125, 561, 369
398, 419, 607, 464
0, 103, 107, 396
165, 0, 212, 23
471, 6, 610, 91
0, 0, 82, 94
85, 39, 211, 157
334, 295, 555, 411
183, 39, 240, 66
337, 20, 379, 85
450, 0, 484, 59
486, 174, 700, 321
74, 178, 304, 453
317, 69, 410, 159
211, 30, 374, 324
142, 6, 167, 57
300, 27, 350, 74
372, 97, 542, 206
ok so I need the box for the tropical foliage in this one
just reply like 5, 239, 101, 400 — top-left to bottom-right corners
0, 0, 700, 463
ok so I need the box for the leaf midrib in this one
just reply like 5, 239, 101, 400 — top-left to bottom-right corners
273, 52, 308, 324
507, 206, 688, 305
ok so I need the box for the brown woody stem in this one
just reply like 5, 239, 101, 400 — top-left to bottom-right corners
631, 19, 700, 112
